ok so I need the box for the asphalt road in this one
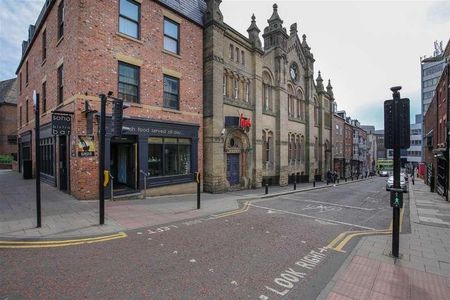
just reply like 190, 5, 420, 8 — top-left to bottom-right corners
1, 177, 409, 299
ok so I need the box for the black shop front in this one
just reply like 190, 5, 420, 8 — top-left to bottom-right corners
104, 117, 199, 196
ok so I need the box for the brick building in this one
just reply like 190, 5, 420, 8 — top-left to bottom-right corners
423, 40, 449, 198
0, 78, 18, 157
203, 1, 334, 192
333, 113, 345, 178
16, 0, 204, 199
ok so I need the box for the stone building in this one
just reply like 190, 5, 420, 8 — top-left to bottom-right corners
0, 78, 18, 157
16, 0, 204, 199
203, 1, 333, 192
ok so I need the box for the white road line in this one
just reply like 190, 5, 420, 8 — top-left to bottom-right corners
249, 204, 376, 230
280, 197, 375, 211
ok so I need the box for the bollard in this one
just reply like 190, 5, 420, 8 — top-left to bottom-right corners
327, 180, 329, 185
345, 177, 347, 182
351, 176, 353, 181
313, 180, 316, 187
293, 175, 297, 190
196, 172, 201, 209
412, 177, 415, 185
337, 178, 340, 184
265, 184, 269, 195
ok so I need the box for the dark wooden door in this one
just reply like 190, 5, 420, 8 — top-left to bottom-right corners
227, 154, 240, 186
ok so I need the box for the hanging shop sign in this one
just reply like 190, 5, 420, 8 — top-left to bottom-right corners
52, 114, 72, 136
239, 114, 252, 131
77, 135, 95, 157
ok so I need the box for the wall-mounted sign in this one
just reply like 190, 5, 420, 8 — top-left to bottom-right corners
239, 114, 252, 131
52, 114, 72, 136
77, 136, 95, 157
225, 114, 252, 132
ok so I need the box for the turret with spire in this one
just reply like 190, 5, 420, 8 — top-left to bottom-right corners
247, 14, 262, 49
316, 71, 324, 92
326, 79, 334, 99
262, 3, 289, 51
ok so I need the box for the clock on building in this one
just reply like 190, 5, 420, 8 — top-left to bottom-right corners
290, 63, 298, 82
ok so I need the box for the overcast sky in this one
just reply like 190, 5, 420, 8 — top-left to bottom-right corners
1, 0, 449, 129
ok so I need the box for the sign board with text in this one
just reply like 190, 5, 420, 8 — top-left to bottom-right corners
52, 114, 72, 136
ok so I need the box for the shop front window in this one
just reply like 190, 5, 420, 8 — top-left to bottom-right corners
148, 137, 191, 177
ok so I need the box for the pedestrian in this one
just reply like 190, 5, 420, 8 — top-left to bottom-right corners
326, 170, 332, 184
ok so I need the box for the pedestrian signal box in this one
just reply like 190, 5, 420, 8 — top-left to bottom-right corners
384, 98, 410, 149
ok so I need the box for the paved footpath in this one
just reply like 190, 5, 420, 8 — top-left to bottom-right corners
318, 179, 450, 300
0, 169, 357, 239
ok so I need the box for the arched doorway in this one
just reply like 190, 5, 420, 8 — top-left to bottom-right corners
224, 129, 250, 188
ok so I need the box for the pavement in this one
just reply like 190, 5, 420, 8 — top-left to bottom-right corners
0, 169, 362, 239
318, 178, 450, 300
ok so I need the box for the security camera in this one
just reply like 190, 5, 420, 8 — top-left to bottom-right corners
221, 128, 226, 136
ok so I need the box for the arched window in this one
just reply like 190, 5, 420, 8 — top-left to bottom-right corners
287, 85, 295, 118
297, 89, 305, 120
263, 130, 273, 166
293, 135, 298, 163
314, 137, 319, 161
295, 135, 300, 162
262, 71, 273, 112
223, 72, 227, 96
300, 135, 305, 162
234, 77, 239, 99
314, 98, 320, 126
288, 133, 292, 162
245, 81, 250, 102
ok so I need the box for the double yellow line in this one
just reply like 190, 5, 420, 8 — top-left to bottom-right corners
327, 208, 404, 252
211, 201, 251, 219
0, 232, 127, 249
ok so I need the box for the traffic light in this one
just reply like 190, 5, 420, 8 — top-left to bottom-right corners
384, 98, 410, 149
112, 99, 124, 137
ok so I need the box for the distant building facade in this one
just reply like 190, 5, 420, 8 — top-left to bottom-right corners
333, 113, 345, 178
0, 78, 18, 157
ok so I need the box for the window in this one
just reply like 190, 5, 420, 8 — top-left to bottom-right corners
19, 73, 22, 94
163, 75, 179, 109
262, 72, 273, 111
119, 0, 140, 39
245, 82, 249, 102
223, 73, 227, 96
230, 44, 234, 60
236, 48, 239, 63
57, 65, 64, 104
262, 131, 273, 165
40, 138, 54, 177
148, 137, 191, 177
234, 78, 238, 99
241, 50, 245, 65
26, 100, 29, 123
58, 0, 64, 39
42, 82, 47, 113
118, 62, 139, 103
25, 61, 29, 84
19, 106, 22, 126
42, 29, 47, 62
7, 135, 17, 145
164, 18, 179, 54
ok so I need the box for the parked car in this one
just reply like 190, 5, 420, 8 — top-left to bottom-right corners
401, 172, 408, 182
386, 175, 408, 192
380, 170, 389, 177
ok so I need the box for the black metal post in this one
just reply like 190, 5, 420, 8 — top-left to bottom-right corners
293, 174, 296, 190
99, 94, 106, 225
197, 172, 201, 209
391, 87, 401, 258
35, 93, 41, 228
313, 180, 316, 187
265, 184, 268, 194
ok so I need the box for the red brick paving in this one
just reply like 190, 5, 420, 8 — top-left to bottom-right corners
327, 255, 450, 300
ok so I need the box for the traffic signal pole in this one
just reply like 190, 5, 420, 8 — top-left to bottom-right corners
99, 94, 106, 225
391, 87, 401, 258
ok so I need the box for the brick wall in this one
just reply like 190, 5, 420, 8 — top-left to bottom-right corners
16, 0, 203, 199
0, 104, 17, 155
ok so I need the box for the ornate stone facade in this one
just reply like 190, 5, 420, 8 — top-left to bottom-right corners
203, 1, 334, 192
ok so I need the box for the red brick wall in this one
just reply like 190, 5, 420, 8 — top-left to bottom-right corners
16, 0, 203, 199
344, 122, 353, 161
424, 95, 437, 171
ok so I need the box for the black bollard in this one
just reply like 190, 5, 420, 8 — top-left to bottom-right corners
313, 180, 316, 187
327, 180, 329, 185
293, 174, 297, 190
265, 184, 269, 195
196, 172, 201, 209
